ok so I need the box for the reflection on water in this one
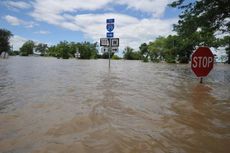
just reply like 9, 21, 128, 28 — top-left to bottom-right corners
0, 57, 230, 153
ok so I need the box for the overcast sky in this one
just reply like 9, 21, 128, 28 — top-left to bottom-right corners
1, 0, 182, 54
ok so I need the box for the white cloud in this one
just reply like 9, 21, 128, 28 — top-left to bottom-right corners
67, 13, 176, 50
4, 1, 31, 9
10, 35, 28, 50
29, 0, 177, 53
10, 35, 47, 50
34, 30, 50, 35
3, 15, 38, 28
30, 0, 111, 24
4, 15, 24, 26
30, 12, 177, 51
116, 0, 172, 17
1, 0, 176, 54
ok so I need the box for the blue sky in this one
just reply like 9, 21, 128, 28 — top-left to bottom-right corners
0, 0, 182, 54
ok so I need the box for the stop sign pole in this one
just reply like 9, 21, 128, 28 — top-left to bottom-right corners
191, 47, 214, 83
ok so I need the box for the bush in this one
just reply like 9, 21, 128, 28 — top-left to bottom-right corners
112, 55, 121, 60
179, 56, 189, 63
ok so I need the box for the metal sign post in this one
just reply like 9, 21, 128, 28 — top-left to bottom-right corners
109, 38, 111, 68
106, 18, 114, 68
100, 18, 119, 68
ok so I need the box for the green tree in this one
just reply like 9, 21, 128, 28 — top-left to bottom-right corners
123, 46, 141, 60
139, 43, 149, 61
47, 45, 57, 57
170, 0, 230, 63
35, 43, 48, 56
0, 29, 13, 54
219, 36, 230, 63
77, 42, 98, 59
45, 41, 98, 59
20, 40, 35, 56
55, 41, 70, 59
112, 54, 121, 60
148, 37, 166, 62
101, 52, 114, 59
9, 51, 19, 56
69, 42, 77, 56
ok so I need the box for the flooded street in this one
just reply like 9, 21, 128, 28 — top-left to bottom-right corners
0, 57, 230, 153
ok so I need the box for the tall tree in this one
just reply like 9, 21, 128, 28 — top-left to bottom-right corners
20, 40, 35, 56
148, 37, 166, 62
55, 41, 70, 59
0, 29, 13, 54
170, 0, 230, 63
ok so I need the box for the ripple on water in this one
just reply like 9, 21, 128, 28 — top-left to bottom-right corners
0, 57, 229, 153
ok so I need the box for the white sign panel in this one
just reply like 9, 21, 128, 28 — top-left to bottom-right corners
100, 38, 109, 46
101, 47, 118, 53
111, 38, 119, 47
112, 47, 118, 53
101, 47, 108, 53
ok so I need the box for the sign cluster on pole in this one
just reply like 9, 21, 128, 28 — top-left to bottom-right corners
191, 47, 214, 83
100, 18, 119, 67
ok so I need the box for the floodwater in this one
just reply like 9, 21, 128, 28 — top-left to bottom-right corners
0, 57, 230, 153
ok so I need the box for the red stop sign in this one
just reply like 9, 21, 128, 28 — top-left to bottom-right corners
191, 47, 214, 77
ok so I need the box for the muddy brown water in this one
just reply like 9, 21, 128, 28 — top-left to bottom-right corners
0, 57, 230, 153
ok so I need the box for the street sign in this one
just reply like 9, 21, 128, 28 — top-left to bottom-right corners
100, 38, 119, 47
101, 47, 108, 53
107, 32, 113, 38
106, 18, 114, 23
105, 18, 116, 68
101, 47, 118, 53
111, 47, 118, 53
111, 38, 119, 47
106, 23, 114, 32
191, 47, 214, 77
100, 38, 109, 46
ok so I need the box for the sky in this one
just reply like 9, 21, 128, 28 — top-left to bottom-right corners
0, 0, 182, 55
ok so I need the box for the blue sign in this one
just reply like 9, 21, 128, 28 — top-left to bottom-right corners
106, 23, 114, 32
106, 18, 114, 23
107, 32, 113, 38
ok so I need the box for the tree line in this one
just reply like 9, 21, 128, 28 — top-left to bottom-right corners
17, 40, 99, 59
0, 31, 119, 60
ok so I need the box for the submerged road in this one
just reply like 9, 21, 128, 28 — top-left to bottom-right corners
0, 57, 230, 153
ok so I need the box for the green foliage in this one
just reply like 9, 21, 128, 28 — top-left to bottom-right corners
112, 54, 121, 60
9, 51, 19, 56
47, 46, 57, 57
55, 41, 70, 59
148, 36, 166, 62
77, 42, 98, 59
35, 43, 48, 56
0, 29, 13, 54
123, 46, 141, 60
139, 43, 148, 61
45, 41, 98, 59
20, 40, 35, 56
218, 36, 230, 63
101, 52, 114, 59
170, 0, 230, 63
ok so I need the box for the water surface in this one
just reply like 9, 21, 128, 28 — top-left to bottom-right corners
0, 57, 230, 153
